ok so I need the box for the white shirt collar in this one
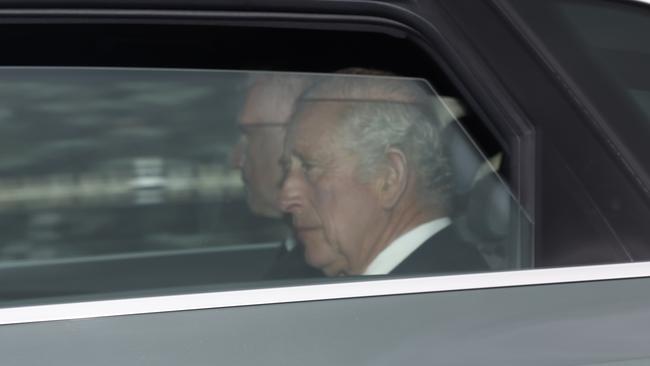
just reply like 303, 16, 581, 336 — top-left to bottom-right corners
363, 217, 451, 275
284, 235, 297, 252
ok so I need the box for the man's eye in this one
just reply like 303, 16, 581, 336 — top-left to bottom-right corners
302, 162, 322, 181
278, 156, 289, 170
278, 156, 290, 177
301, 162, 315, 172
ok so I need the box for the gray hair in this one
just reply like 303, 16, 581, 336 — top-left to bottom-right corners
300, 76, 452, 210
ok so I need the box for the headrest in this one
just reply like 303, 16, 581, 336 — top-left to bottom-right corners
441, 118, 514, 269
442, 121, 484, 198
464, 172, 512, 241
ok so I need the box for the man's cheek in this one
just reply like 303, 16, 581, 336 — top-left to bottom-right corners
317, 190, 347, 253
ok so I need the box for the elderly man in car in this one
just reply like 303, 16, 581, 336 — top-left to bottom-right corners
232, 73, 323, 279
279, 76, 488, 276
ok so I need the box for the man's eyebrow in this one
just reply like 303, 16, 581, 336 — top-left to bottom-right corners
287, 149, 305, 163
280, 148, 310, 170
239, 122, 286, 129
238, 122, 286, 136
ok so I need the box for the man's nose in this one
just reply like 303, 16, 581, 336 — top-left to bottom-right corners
279, 165, 304, 214
230, 139, 245, 168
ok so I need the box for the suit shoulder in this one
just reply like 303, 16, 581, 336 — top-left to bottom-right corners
392, 225, 489, 275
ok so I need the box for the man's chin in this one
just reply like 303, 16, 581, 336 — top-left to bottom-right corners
321, 265, 347, 277
294, 227, 344, 276
303, 248, 346, 277
293, 226, 324, 244
303, 248, 328, 268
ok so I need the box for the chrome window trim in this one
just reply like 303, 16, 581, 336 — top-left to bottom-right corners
0, 242, 280, 270
1, 261, 650, 325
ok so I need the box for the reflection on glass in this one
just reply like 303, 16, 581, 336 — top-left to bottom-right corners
0, 68, 532, 305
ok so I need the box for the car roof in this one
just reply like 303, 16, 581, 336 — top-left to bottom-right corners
0, 0, 414, 7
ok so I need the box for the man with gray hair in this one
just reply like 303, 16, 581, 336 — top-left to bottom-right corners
232, 73, 323, 279
279, 75, 488, 276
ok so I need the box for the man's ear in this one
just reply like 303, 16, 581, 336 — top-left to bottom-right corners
376, 147, 408, 209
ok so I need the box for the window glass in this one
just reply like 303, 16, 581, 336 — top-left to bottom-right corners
0, 68, 531, 306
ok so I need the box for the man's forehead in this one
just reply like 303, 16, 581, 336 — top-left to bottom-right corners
287, 102, 346, 153
291, 102, 344, 133
239, 83, 296, 125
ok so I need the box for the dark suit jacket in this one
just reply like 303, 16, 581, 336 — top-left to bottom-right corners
265, 243, 323, 280
390, 225, 489, 276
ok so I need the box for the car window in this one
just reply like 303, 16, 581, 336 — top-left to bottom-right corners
0, 68, 531, 306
